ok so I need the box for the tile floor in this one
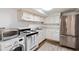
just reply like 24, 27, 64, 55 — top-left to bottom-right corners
37, 42, 73, 51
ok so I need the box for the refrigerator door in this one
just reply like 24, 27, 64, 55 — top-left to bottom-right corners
70, 15, 76, 36
60, 15, 76, 36
60, 16, 67, 35
66, 16, 72, 35
75, 14, 79, 36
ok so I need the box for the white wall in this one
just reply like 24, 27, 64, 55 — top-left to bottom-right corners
45, 12, 60, 41
0, 8, 29, 28
0, 8, 13, 27
0, 8, 42, 30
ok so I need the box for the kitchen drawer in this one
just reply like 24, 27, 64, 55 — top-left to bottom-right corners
37, 29, 46, 44
60, 35, 67, 46
60, 35, 76, 48
66, 36, 76, 48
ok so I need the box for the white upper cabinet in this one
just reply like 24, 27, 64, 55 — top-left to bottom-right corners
22, 12, 33, 21
44, 16, 60, 24
39, 16, 44, 22
17, 9, 45, 22
44, 13, 60, 24
33, 15, 43, 22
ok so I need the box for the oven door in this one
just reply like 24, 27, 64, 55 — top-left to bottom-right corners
26, 35, 37, 51
10, 44, 24, 51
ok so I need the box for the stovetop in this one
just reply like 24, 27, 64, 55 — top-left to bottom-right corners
20, 30, 38, 37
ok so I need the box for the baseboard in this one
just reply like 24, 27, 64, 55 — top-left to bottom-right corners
45, 38, 60, 45
60, 45, 76, 51
45, 38, 59, 43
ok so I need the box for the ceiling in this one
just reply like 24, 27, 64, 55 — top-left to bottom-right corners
34, 8, 77, 16
44, 8, 77, 15
21, 8, 78, 17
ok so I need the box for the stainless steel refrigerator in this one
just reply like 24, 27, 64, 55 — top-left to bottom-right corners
60, 13, 79, 50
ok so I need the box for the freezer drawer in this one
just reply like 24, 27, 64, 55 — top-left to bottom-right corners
60, 35, 76, 48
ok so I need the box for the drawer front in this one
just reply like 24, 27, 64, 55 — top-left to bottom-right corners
66, 36, 76, 48
60, 35, 76, 48
60, 35, 67, 46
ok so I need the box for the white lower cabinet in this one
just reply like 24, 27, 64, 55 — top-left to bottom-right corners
37, 29, 46, 44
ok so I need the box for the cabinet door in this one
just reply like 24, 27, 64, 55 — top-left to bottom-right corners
22, 12, 33, 21
34, 15, 40, 21
44, 15, 60, 24
40, 17, 44, 22
37, 30, 45, 44
35, 34, 39, 44
37, 31, 42, 44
